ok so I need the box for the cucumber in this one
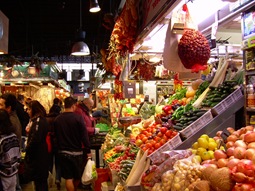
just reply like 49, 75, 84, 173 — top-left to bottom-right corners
195, 111, 207, 117
173, 125, 185, 130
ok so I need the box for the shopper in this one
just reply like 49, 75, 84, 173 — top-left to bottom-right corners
0, 109, 21, 191
24, 100, 49, 191
53, 97, 92, 191
46, 98, 62, 190
74, 98, 100, 135
0, 93, 23, 191
49, 98, 62, 114
16, 94, 30, 136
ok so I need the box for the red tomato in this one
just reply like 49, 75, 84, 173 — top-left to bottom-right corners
142, 137, 148, 143
155, 143, 161, 149
165, 130, 172, 138
160, 127, 167, 134
160, 139, 166, 145
163, 135, 168, 142
154, 136, 161, 143
148, 149, 154, 155
146, 142, 152, 149
157, 132, 163, 137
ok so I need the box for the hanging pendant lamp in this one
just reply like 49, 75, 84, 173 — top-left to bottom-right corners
89, 0, 101, 13
71, 0, 90, 56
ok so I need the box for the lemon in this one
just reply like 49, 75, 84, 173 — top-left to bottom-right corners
208, 141, 217, 151
201, 151, 211, 161
192, 155, 202, 163
192, 142, 199, 149
200, 134, 210, 141
208, 150, 215, 159
198, 137, 209, 149
208, 138, 215, 142
197, 147, 207, 156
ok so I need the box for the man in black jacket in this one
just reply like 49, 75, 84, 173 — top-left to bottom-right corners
54, 97, 92, 191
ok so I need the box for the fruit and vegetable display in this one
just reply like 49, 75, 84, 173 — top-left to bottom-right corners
201, 80, 238, 108
99, 58, 246, 191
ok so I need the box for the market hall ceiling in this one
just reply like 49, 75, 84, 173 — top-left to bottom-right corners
0, 0, 122, 59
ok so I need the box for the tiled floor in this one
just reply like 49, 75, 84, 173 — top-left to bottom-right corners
21, 177, 93, 191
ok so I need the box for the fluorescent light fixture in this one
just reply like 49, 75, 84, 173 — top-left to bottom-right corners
187, 0, 228, 24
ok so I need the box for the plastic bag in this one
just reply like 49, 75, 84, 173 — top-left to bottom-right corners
81, 159, 97, 185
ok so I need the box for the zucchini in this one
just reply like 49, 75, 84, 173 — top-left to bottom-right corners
211, 97, 222, 102
195, 111, 207, 117
173, 125, 185, 130
189, 116, 198, 121
175, 123, 184, 127
210, 102, 219, 107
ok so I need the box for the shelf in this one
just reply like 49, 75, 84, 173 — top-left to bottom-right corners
246, 107, 255, 112
245, 70, 255, 76
175, 95, 244, 150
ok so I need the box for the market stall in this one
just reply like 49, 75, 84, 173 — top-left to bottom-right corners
92, 0, 255, 190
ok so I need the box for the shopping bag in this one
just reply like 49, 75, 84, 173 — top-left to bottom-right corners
81, 159, 98, 185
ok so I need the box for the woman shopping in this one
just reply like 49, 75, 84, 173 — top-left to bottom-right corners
24, 100, 50, 191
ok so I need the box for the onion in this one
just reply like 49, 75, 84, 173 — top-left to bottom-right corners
232, 131, 240, 138
234, 140, 247, 149
214, 150, 227, 161
227, 158, 240, 170
226, 147, 235, 157
245, 125, 254, 131
247, 142, 255, 149
244, 132, 255, 143
232, 172, 247, 183
227, 135, 238, 143
217, 158, 228, 168
226, 141, 235, 149
227, 127, 235, 134
244, 148, 255, 160
233, 147, 246, 159
216, 131, 223, 137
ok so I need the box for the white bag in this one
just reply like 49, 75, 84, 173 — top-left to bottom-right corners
81, 159, 97, 185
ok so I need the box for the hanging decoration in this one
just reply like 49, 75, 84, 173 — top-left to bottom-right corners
103, 0, 138, 78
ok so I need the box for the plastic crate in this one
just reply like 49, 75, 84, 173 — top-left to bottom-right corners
148, 133, 182, 164
180, 110, 213, 140
211, 87, 243, 116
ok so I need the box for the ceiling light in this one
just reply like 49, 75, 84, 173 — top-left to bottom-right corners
89, 0, 101, 13
71, 0, 90, 56
71, 41, 90, 56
